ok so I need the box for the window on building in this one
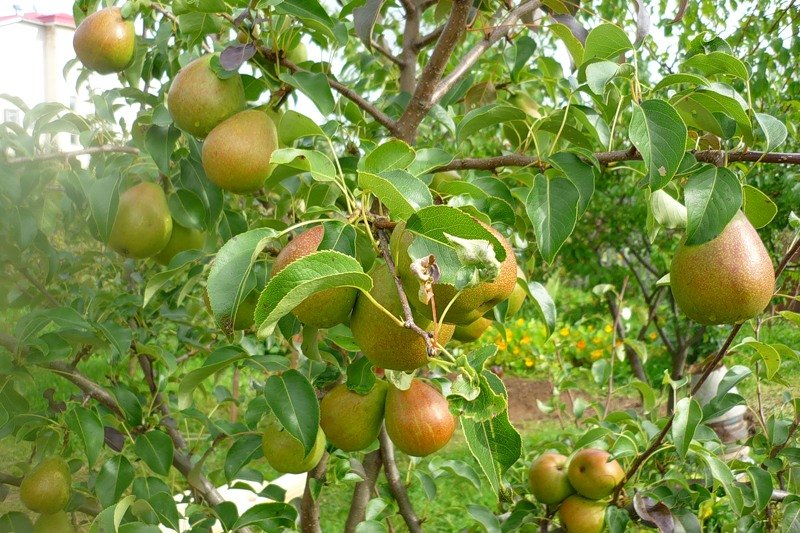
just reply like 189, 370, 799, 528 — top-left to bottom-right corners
3, 109, 20, 124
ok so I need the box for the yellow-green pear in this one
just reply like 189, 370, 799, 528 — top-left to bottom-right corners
167, 55, 246, 138
558, 495, 606, 533
670, 211, 775, 325
261, 415, 326, 474
34, 511, 75, 533
567, 448, 624, 500
72, 7, 135, 74
201, 110, 278, 194
528, 452, 575, 505
320, 381, 387, 451
108, 182, 172, 259
20, 457, 71, 515
154, 221, 206, 265
271, 226, 358, 328
350, 263, 454, 371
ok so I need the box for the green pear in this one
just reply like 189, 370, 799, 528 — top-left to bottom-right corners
154, 221, 206, 265
20, 457, 71, 515
350, 263, 454, 371
286, 42, 308, 64
201, 109, 279, 194
34, 511, 75, 533
261, 415, 326, 474
320, 381, 388, 451
392, 220, 518, 325
271, 226, 358, 328
670, 211, 775, 325
452, 316, 492, 343
108, 182, 172, 259
167, 54, 246, 138
567, 448, 624, 500
528, 452, 575, 505
558, 495, 606, 533
429, 171, 460, 193
384, 380, 455, 457
73, 7, 135, 74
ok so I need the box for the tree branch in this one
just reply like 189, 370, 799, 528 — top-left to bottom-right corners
379, 427, 423, 533
396, 0, 472, 142
7, 145, 140, 165
431, 0, 542, 103
344, 451, 383, 532
413, 25, 445, 51
372, 39, 405, 67
256, 47, 400, 136
12, 264, 61, 308
375, 229, 437, 356
437, 148, 800, 172
300, 452, 329, 533
399, 3, 421, 93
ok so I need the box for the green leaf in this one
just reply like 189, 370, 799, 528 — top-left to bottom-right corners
224, 434, 264, 482
144, 125, 180, 174
255, 250, 371, 337
742, 185, 777, 229
585, 60, 620, 94
207, 228, 277, 334
674, 86, 753, 144
408, 148, 454, 176
362, 140, 415, 173
755, 113, 788, 153
606, 506, 631, 533
682, 52, 748, 80
0, 512, 33, 532
177, 13, 222, 46
168, 188, 206, 230
84, 174, 121, 243
143, 250, 204, 306
525, 174, 580, 263
650, 189, 687, 229
230, 502, 297, 530
526, 281, 556, 338
456, 104, 526, 143
274, 0, 333, 26
628, 99, 688, 190
271, 148, 338, 182
740, 338, 781, 379
178, 346, 249, 409
684, 165, 742, 246
672, 397, 702, 458
747, 466, 773, 513
134, 430, 174, 476
277, 110, 326, 145
653, 73, 711, 92
547, 151, 597, 215
582, 23, 632, 64
698, 451, 744, 515
264, 370, 320, 456
279, 72, 335, 115
357, 170, 433, 220
549, 23, 584, 65
461, 409, 521, 495
95, 456, 135, 508
467, 504, 501, 533
783, 501, 800, 533
64, 406, 104, 467
346, 357, 377, 394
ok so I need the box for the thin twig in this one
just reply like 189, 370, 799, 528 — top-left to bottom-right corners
300, 452, 329, 533
413, 25, 445, 51
375, 229, 436, 356
14, 265, 61, 307
379, 427, 423, 533
604, 278, 628, 414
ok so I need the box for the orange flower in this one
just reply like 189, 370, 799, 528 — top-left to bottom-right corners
520, 334, 531, 345
576, 340, 587, 350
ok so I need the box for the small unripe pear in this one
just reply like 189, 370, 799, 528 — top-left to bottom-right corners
261, 415, 326, 474
20, 457, 71, 515
34, 511, 75, 533
108, 182, 172, 259
320, 381, 387, 451
154, 221, 206, 265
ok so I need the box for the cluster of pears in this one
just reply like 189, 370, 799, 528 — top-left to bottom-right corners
261, 377, 455, 473
105, 181, 206, 265
19, 456, 75, 532
528, 449, 625, 533
167, 54, 278, 194
670, 211, 775, 325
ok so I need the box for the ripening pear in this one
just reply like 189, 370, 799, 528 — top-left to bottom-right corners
558, 495, 606, 533
271, 226, 358, 328
350, 263, 454, 371
670, 211, 775, 325
72, 7, 135, 74
20, 457, 71, 515
528, 452, 575, 506
261, 414, 326, 474
108, 182, 172, 259
201, 110, 278, 194
392, 220, 518, 325
453, 270, 526, 342
34, 511, 75, 533
154, 221, 206, 265
320, 381, 388, 451
385, 379, 456, 457
567, 448, 624, 500
167, 55, 246, 138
